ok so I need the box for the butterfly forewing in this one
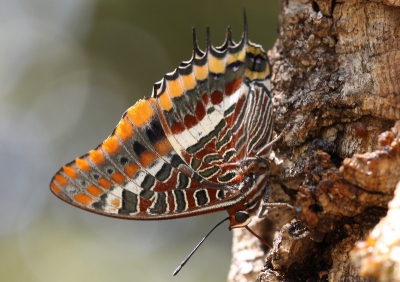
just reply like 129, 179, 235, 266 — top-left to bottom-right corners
50, 25, 272, 223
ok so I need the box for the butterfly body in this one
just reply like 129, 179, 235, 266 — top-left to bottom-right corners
50, 23, 273, 229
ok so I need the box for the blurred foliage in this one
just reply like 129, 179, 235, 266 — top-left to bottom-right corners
86, 0, 280, 103
0, 0, 279, 281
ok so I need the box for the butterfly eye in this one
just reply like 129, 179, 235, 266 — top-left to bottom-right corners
235, 211, 250, 223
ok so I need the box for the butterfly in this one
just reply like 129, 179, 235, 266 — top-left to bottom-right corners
50, 17, 273, 237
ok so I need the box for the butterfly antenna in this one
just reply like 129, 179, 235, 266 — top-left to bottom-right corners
245, 226, 272, 249
172, 217, 230, 276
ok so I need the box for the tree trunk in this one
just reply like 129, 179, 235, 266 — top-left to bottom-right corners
229, 0, 400, 281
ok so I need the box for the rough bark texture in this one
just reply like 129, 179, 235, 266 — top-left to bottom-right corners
229, 0, 400, 281
351, 174, 400, 281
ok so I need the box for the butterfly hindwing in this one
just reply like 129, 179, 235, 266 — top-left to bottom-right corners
50, 25, 272, 220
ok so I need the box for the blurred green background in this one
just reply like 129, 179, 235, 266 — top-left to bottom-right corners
0, 1, 279, 281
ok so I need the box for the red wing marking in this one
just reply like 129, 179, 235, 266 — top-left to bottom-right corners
211, 91, 223, 105
225, 77, 243, 96
170, 122, 185, 135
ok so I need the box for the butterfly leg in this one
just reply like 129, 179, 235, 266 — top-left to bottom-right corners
257, 182, 270, 218
257, 182, 294, 218
256, 126, 290, 158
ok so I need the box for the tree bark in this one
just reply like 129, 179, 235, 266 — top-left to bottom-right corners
229, 0, 400, 281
